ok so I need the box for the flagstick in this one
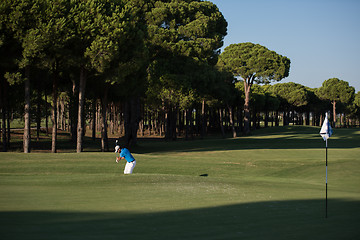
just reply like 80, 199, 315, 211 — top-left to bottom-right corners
320, 112, 332, 219
326, 138, 328, 218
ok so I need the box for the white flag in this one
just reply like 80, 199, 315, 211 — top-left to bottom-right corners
320, 113, 333, 141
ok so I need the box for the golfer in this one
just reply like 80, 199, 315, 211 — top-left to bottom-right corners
115, 145, 136, 174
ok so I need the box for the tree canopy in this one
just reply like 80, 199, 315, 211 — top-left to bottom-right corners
217, 42, 291, 134
217, 42, 290, 84
0, 1, 359, 153
317, 78, 355, 126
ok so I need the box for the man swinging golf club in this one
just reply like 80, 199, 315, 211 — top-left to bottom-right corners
115, 144, 136, 174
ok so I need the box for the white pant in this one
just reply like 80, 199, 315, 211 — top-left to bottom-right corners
124, 160, 136, 174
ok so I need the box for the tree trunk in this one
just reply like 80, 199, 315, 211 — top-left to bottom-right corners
148, 111, 152, 136
138, 104, 144, 137
118, 103, 124, 136
124, 97, 140, 147
45, 91, 49, 135
36, 89, 41, 141
56, 98, 60, 130
1, 105, 6, 152
243, 81, 251, 135
177, 109, 183, 137
275, 110, 279, 126
319, 113, 324, 127
238, 106, 243, 132
252, 109, 257, 130
164, 103, 170, 140
184, 110, 188, 140
77, 67, 87, 153
96, 102, 101, 132
70, 79, 78, 142
165, 105, 177, 141
171, 107, 177, 140
23, 66, 31, 153
111, 103, 116, 135
185, 109, 193, 140
201, 99, 206, 138
101, 86, 109, 152
332, 100, 336, 128
264, 109, 268, 128
51, 71, 58, 153
228, 105, 237, 138
60, 98, 65, 130
92, 99, 96, 140
219, 108, 225, 138
1, 77, 7, 152
306, 111, 310, 125
6, 99, 10, 149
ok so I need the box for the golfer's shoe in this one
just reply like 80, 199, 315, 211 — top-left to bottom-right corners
116, 159, 119, 163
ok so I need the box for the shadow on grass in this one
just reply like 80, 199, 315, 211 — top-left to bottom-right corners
1, 199, 359, 240
3, 126, 360, 153
133, 127, 360, 154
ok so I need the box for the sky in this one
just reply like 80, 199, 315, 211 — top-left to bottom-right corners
209, 0, 360, 92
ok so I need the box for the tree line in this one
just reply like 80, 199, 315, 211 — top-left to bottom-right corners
0, 0, 359, 153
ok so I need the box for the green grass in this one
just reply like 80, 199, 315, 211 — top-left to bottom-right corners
0, 126, 359, 239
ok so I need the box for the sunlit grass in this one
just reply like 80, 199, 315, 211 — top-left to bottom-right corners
0, 126, 359, 239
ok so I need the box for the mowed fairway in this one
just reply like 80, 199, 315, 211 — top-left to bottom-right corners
0, 126, 359, 240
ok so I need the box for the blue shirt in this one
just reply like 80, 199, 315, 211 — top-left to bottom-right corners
120, 148, 135, 163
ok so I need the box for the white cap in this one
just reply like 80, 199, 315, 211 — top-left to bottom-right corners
115, 145, 120, 153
